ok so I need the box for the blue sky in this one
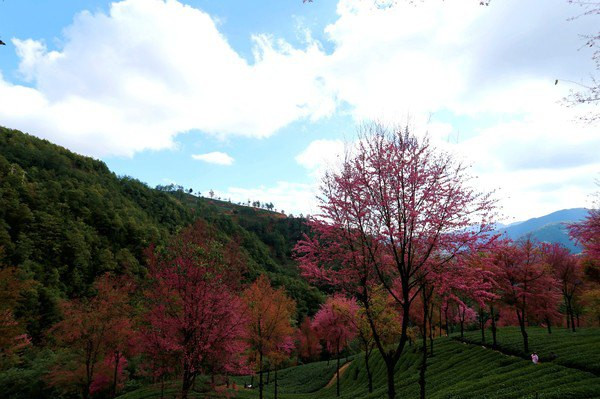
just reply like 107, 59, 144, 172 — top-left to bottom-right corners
0, 0, 598, 220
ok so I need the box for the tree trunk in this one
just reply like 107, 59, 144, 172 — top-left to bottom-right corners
365, 350, 373, 393
336, 344, 340, 397
459, 303, 465, 339
444, 305, 449, 337
259, 351, 264, 399
160, 375, 165, 399
546, 318, 552, 334
517, 310, 529, 354
568, 298, 576, 332
428, 301, 434, 356
564, 296, 571, 329
386, 360, 396, 399
490, 306, 497, 349
419, 292, 428, 399
480, 309, 485, 343
439, 305, 443, 337
181, 361, 193, 399
112, 351, 121, 398
274, 369, 278, 399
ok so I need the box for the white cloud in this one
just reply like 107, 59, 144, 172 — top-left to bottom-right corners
0, 0, 334, 157
192, 151, 234, 165
295, 139, 345, 177
213, 181, 319, 216
1, 0, 597, 220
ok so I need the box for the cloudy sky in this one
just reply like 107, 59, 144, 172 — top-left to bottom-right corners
0, 0, 598, 221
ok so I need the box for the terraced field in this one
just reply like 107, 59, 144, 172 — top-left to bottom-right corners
459, 327, 600, 375
118, 328, 600, 399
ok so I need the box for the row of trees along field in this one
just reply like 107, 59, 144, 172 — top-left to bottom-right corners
1, 124, 599, 399
293, 123, 600, 399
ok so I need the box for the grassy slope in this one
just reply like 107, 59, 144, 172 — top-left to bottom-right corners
118, 328, 600, 399
459, 326, 600, 375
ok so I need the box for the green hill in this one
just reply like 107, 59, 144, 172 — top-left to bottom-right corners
0, 127, 322, 342
117, 327, 600, 399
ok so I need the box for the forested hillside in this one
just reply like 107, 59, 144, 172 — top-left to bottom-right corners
0, 127, 322, 342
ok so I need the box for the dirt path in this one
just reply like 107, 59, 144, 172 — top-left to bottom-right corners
325, 361, 352, 388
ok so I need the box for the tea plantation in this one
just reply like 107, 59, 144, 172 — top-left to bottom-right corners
118, 328, 600, 399
459, 327, 600, 375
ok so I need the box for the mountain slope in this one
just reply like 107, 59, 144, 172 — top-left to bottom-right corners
497, 208, 588, 251
0, 127, 322, 341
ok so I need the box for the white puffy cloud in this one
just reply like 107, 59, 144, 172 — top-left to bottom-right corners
191, 151, 234, 165
0, 0, 334, 157
1, 0, 597, 220
295, 138, 345, 177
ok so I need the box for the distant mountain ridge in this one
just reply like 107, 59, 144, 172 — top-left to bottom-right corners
496, 208, 589, 252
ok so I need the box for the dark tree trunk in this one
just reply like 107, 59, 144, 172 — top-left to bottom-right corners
546, 318, 552, 334
444, 305, 449, 337
181, 361, 193, 399
490, 306, 497, 349
428, 304, 434, 356
259, 350, 264, 399
568, 298, 576, 332
336, 344, 340, 397
386, 360, 396, 399
517, 310, 529, 353
439, 305, 443, 337
160, 375, 165, 399
419, 294, 428, 399
365, 350, 373, 393
479, 309, 486, 343
563, 295, 571, 330
111, 351, 121, 398
459, 303, 465, 339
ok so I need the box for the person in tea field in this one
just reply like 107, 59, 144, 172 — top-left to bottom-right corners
531, 353, 539, 364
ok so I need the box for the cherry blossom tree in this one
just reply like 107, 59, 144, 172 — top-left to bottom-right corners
570, 196, 600, 261
542, 243, 584, 331
491, 238, 560, 352
144, 220, 249, 399
296, 123, 496, 399
296, 316, 321, 362
312, 295, 358, 397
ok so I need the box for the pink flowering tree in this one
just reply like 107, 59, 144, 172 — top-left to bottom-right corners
296, 316, 322, 362
491, 238, 560, 352
542, 243, 584, 332
295, 123, 496, 399
569, 190, 600, 261
312, 295, 358, 397
144, 220, 249, 399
